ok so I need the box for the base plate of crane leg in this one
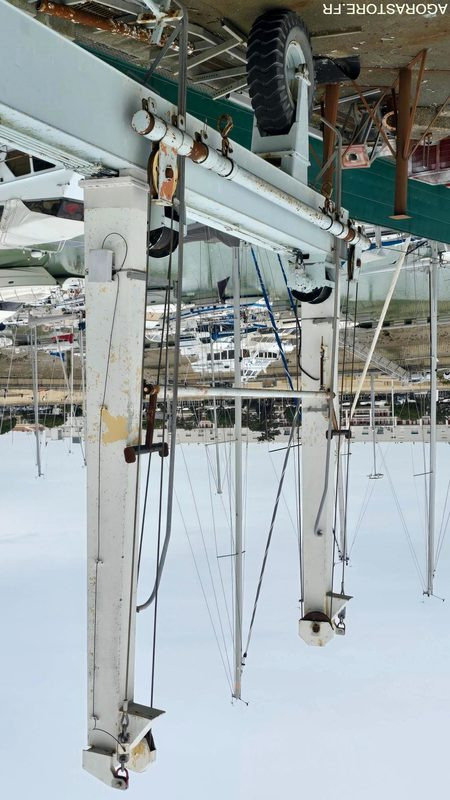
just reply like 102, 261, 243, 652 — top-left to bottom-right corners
299, 611, 334, 646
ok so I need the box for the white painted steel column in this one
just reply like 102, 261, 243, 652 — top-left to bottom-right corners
299, 242, 350, 646
299, 290, 340, 646
171, 387, 325, 400
78, 325, 87, 465
233, 246, 243, 698
427, 242, 439, 596
82, 176, 163, 789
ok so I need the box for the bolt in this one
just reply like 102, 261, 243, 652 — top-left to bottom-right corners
312, 623, 320, 634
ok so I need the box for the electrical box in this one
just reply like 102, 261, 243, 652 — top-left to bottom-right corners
87, 249, 113, 282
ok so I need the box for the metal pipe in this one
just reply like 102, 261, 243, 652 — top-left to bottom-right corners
391, 67, 412, 219
349, 239, 411, 421
28, 313, 81, 327
36, 1, 184, 50
132, 109, 371, 249
427, 241, 439, 596
169, 387, 328, 401
313, 87, 381, 112
232, 246, 243, 699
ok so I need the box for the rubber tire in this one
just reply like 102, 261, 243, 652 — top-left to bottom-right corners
149, 207, 179, 259
291, 286, 332, 305
247, 9, 314, 136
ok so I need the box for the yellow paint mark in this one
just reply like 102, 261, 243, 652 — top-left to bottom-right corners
101, 408, 128, 444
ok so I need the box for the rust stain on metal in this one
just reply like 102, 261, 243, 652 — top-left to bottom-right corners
159, 142, 177, 202
37, 1, 180, 48
342, 228, 354, 242
190, 140, 208, 163
101, 408, 128, 444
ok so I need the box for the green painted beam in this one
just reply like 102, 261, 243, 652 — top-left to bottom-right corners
82, 45, 450, 244
309, 139, 450, 243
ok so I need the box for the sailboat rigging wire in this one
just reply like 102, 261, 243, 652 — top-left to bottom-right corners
436, 479, 450, 566
250, 247, 294, 391
242, 405, 300, 663
179, 444, 233, 684
267, 450, 298, 536
175, 489, 233, 692
377, 443, 426, 589
205, 445, 234, 639
348, 477, 376, 556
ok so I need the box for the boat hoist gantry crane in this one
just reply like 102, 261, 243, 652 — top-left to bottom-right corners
0, 0, 371, 789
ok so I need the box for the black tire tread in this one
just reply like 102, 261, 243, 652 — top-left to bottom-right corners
246, 9, 314, 136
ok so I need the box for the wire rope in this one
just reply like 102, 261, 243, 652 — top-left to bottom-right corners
204, 444, 234, 639
242, 406, 300, 664
179, 444, 233, 683
174, 489, 233, 692
377, 443, 426, 589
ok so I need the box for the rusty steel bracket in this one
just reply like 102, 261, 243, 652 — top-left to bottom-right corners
124, 442, 169, 463
217, 113, 234, 157
326, 429, 352, 440
124, 383, 169, 463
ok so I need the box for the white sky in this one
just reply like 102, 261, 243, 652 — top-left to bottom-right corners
2, 433, 450, 799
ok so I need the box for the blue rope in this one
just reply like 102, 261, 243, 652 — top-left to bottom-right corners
277, 254, 297, 317
250, 247, 294, 391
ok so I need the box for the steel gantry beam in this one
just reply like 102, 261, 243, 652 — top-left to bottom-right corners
0, 2, 369, 260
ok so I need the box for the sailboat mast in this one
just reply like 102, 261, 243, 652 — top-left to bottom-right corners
371, 374, 377, 475
232, 245, 243, 699
210, 334, 222, 494
427, 241, 439, 596
30, 326, 42, 477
